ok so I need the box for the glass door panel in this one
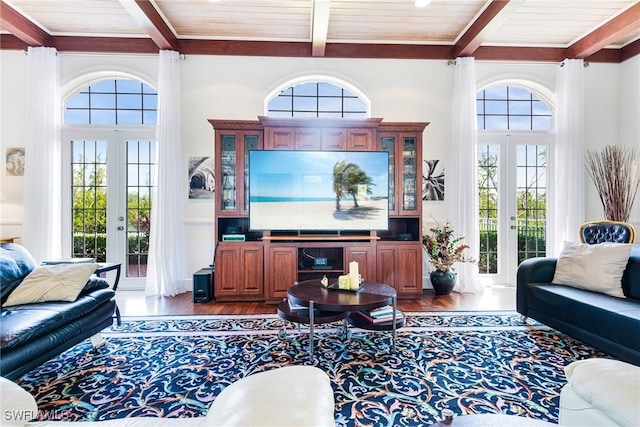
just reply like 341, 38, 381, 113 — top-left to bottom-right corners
515, 144, 547, 263
401, 137, 418, 212
243, 134, 260, 213
220, 135, 237, 212
126, 140, 155, 278
71, 140, 108, 262
380, 136, 396, 213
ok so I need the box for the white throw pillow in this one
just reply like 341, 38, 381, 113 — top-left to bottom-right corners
3, 263, 98, 307
552, 241, 631, 298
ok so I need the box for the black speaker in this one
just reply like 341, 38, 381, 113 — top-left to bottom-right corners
193, 267, 214, 303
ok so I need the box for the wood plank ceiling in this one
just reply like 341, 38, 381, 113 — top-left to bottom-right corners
1, 0, 639, 62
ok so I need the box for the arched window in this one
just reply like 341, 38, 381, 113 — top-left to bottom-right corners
476, 84, 553, 285
266, 80, 368, 118
62, 77, 156, 288
477, 85, 552, 130
65, 79, 157, 125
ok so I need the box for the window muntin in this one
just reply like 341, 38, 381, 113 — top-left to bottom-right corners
476, 85, 552, 131
267, 81, 367, 118
65, 79, 157, 125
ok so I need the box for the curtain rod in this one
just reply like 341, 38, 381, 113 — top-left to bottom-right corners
24, 50, 185, 60
560, 60, 589, 67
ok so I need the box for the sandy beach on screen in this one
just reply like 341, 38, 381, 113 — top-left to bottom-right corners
250, 199, 388, 230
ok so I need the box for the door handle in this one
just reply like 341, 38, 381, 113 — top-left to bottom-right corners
117, 226, 124, 231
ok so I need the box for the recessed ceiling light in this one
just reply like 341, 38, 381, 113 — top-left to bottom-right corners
415, 0, 431, 7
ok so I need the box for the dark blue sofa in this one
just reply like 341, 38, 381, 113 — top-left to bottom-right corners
0, 243, 116, 380
517, 244, 640, 365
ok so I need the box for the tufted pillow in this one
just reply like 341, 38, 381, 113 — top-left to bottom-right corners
553, 241, 631, 298
2, 263, 99, 307
0, 243, 37, 304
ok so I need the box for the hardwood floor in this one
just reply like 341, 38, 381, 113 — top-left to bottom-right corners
115, 285, 516, 316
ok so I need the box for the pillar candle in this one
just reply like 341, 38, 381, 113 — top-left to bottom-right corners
349, 261, 359, 289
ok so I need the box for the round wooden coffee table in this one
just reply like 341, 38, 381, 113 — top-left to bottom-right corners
280, 279, 403, 359
429, 414, 557, 426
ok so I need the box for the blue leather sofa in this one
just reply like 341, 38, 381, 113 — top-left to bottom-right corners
0, 243, 116, 380
517, 244, 640, 365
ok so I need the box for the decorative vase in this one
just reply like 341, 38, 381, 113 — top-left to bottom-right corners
429, 270, 457, 295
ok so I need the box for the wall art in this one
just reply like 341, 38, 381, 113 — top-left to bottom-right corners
188, 156, 214, 200
6, 147, 25, 176
423, 159, 444, 201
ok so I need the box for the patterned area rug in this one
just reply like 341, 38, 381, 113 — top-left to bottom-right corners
18, 311, 607, 426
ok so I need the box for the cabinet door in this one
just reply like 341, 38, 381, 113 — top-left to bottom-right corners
345, 245, 374, 282
241, 133, 261, 215
347, 128, 374, 151
399, 135, 420, 215
295, 128, 321, 150
379, 133, 398, 215
241, 245, 264, 296
216, 131, 262, 216
265, 127, 295, 149
376, 242, 422, 297
267, 246, 297, 301
376, 245, 397, 288
218, 134, 238, 214
397, 245, 421, 296
214, 244, 241, 298
379, 132, 422, 216
322, 128, 347, 150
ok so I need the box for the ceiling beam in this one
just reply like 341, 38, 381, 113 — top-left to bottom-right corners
0, 0, 52, 46
621, 37, 640, 63
118, 0, 178, 51
0, 35, 636, 63
311, 0, 331, 57
453, 0, 524, 58
567, 2, 640, 59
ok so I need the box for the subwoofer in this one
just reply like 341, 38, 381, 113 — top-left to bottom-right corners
193, 267, 214, 303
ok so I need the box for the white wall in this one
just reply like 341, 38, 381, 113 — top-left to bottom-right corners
618, 56, 640, 226
1, 51, 639, 283
0, 51, 28, 238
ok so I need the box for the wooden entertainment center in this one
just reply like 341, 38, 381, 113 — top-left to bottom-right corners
210, 117, 428, 303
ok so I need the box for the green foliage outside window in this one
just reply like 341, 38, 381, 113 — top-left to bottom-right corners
72, 157, 151, 262
477, 150, 547, 274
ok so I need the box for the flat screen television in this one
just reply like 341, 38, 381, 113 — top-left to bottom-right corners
249, 150, 389, 232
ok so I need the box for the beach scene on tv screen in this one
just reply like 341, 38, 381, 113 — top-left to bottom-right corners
249, 151, 389, 231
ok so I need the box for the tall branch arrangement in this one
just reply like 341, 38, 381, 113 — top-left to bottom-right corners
585, 145, 640, 222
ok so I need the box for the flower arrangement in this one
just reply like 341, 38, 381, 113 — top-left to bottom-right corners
423, 222, 475, 272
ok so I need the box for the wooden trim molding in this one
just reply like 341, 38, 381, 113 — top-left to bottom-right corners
258, 117, 384, 129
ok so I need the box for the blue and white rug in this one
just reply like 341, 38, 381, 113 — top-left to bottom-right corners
18, 311, 607, 426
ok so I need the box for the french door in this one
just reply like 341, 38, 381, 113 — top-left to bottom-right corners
62, 128, 156, 289
478, 133, 551, 285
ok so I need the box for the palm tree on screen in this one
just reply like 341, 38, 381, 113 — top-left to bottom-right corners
332, 161, 373, 210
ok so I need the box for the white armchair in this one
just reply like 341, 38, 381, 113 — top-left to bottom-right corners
1, 366, 335, 427
559, 358, 640, 427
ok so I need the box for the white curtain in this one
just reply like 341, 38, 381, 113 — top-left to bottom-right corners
146, 50, 187, 297
449, 57, 483, 293
22, 47, 61, 264
549, 59, 585, 256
